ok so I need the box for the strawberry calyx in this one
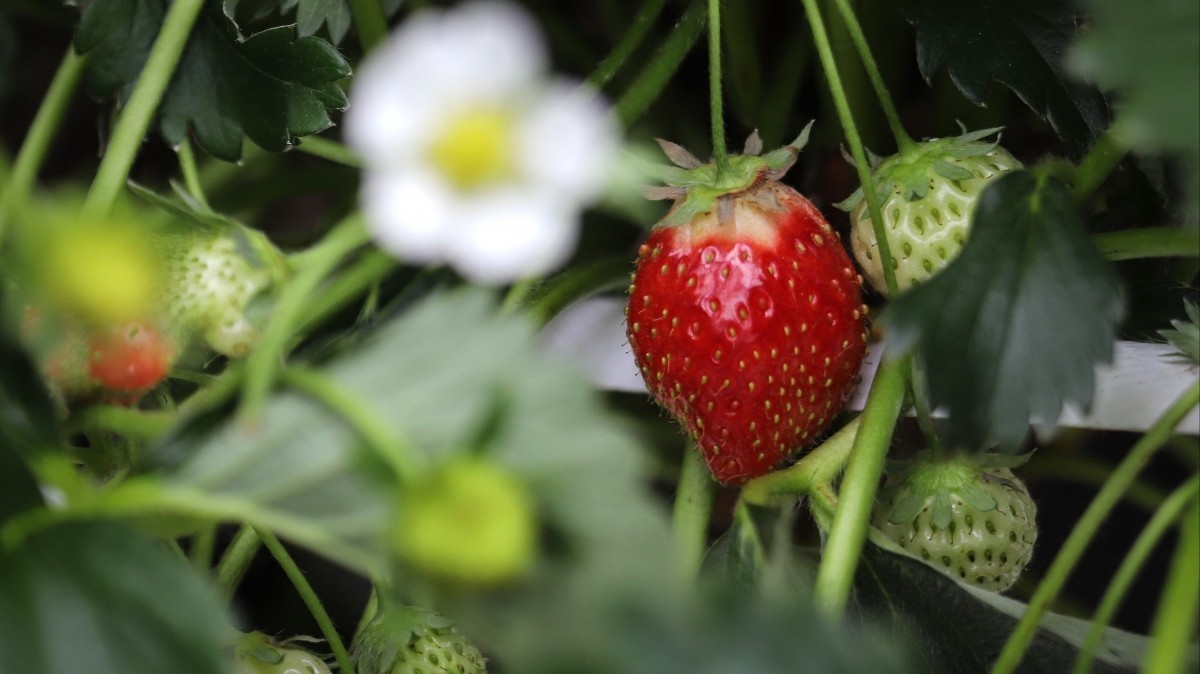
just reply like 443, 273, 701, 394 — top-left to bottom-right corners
879, 450, 1034, 530
640, 122, 814, 228
835, 127, 1008, 212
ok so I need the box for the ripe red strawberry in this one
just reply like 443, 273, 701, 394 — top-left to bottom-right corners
87, 322, 175, 394
627, 129, 868, 483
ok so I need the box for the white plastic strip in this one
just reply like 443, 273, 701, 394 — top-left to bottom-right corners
541, 297, 1200, 435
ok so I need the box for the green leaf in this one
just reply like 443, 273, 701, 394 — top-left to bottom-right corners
1070, 0, 1200, 227
0, 522, 230, 674
0, 301, 61, 458
145, 289, 671, 578
0, 324, 50, 521
75, 0, 350, 161
281, 0, 352, 44
855, 541, 1152, 673
907, 0, 1108, 157
884, 170, 1125, 450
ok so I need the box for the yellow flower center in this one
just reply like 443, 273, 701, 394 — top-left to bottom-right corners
43, 223, 160, 324
428, 107, 516, 190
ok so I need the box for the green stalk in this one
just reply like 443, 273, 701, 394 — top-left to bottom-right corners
1072, 129, 1128, 203
214, 525, 261, 596
813, 356, 907, 618
348, 0, 388, 53
82, 0, 206, 219
706, 0, 728, 170
240, 215, 369, 420
293, 250, 397, 334
588, 0, 668, 89
672, 449, 715, 581
0, 48, 87, 240
258, 528, 356, 674
525, 256, 631, 326
1142, 493, 1200, 674
1093, 227, 1200, 261
740, 415, 862, 506
281, 366, 418, 484
1023, 455, 1169, 515
296, 136, 364, 168
189, 525, 218, 573
71, 405, 177, 440
500, 278, 538, 315
829, 0, 913, 152
991, 380, 1200, 674
615, 0, 706, 126
907, 359, 943, 456
799, 0, 899, 297
1072, 475, 1199, 674
176, 138, 209, 211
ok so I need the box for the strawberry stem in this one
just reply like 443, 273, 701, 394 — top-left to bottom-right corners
907, 360, 944, 456
588, 0, 669, 89
189, 525, 218, 572
82, 0, 206, 220
0, 47, 87, 243
282, 365, 420, 483
707, 0, 729, 172
829, 0, 915, 153
258, 528, 357, 674
799, 0, 901, 298
296, 136, 365, 168
615, 0, 706, 126
812, 355, 907, 619
672, 449, 715, 581
176, 138, 211, 212
740, 416, 863, 506
1143, 491, 1200, 673
241, 215, 369, 421
1093, 226, 1200, 261
214, 525, 262, 596
348, 0, 388, 53
1071, 127, 1128, 203
1072, 475, 1199, 674
992, 379, 1200, 674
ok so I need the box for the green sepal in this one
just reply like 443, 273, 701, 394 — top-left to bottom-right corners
641, 122, 814, 229
836, 127, 1009, 211
960, 485, 999, 513
1159, 299, 1200, 365
930, 493, 954, 530
236, 633, 286, 665
884, 487, 927, 526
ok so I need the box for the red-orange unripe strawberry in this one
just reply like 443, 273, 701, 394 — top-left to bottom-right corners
627, 130, 867, 483
88, 322, 175, 395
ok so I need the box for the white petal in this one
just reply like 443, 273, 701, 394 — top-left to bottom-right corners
518, 81, 621, 203
346, 1, 548, 167
445, 190, 579, 284
432, 0, 547, 101
361, 170, 454, 263
344, 35, 441, 164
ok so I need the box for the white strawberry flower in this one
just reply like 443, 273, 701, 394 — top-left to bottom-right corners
345, 0, 620, 284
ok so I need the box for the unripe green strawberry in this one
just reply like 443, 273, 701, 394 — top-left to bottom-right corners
628, 127, 868, 484
231, 632, 332, 674
158, 224, 286, 357
394, 457, 537, 586
352, 603, 487, 674
839, 129, 1022, 297
873, 452, 1038, 592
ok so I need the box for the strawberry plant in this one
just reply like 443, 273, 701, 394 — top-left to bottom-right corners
0, 0, 1197, 673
